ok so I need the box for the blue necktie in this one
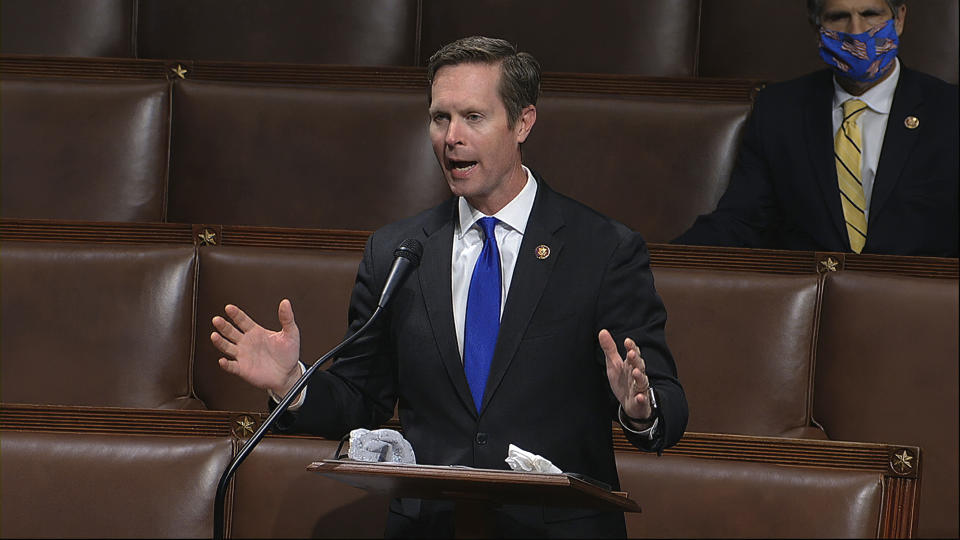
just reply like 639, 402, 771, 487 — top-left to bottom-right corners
464, 217, 501, 412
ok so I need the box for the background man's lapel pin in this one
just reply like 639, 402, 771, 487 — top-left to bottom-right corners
535, 244, 550, 260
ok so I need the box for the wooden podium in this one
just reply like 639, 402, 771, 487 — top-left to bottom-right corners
308, 459, 640, 537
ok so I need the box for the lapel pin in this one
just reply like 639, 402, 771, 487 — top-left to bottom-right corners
904, 116, 919, 129
534, 244, 550, 260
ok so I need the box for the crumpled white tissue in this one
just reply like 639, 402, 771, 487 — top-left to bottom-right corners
504, 443, 562, 473
348, 428, 416, 464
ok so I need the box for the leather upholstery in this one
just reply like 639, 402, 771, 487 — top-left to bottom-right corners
1, 78, 171, 222
525, 94, 751, 242
137, 0, 419, 66
616, 452, 884, 538
654, 268, 823, 437
231, 438, 390, 538
419, 0, 700, 76
0, 430, 233, 537
0, 0, 135, 57
166, 81, 448, 230
814, 271, 959, 538
0, 242, 198, 408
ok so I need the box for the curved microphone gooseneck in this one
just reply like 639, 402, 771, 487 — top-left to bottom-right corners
213, 239, 423, 539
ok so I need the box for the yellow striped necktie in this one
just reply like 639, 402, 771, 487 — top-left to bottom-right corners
835, 99, 869, 253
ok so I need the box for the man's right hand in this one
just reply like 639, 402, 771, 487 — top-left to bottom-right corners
211, 299, 302, 396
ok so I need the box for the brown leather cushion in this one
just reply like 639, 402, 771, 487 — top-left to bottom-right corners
232, 437, 390, 537
419, 0, 700, 76
0, 430, 233, 537
194, 246, 363, 411
0, 242, 197, 408
166, 80, 449, 230
653, 268, 823, 437
524, 95, 751, 242
698, 0, 959, 84
0, 0, 135, 57
0, 78, 170, 222
137, 0, 418, 65
616, 451, 883, 538
814, 271, 959, 538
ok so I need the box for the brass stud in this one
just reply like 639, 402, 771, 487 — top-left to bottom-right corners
198, 229, 217, 246
890, 448, 915, 475
171, 64, 188, 79
818, 256, 839, 273
233, 415, 256, 438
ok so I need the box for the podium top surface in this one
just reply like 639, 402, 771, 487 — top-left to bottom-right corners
308, 459, 641, 513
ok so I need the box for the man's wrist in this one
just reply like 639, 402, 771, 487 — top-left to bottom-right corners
618, 387, 660, 439
268, 361, 307, 409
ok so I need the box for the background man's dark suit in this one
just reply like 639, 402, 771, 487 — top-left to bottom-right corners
675, 67, 958, 257
279, 174, 687, 536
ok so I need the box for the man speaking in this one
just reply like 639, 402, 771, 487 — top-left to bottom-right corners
211, 36, 687, 537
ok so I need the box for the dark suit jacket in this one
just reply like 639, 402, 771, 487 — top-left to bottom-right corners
675, 67, 958, 257
280, 174, 687, 536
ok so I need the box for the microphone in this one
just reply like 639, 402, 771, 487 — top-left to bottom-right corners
379, 238, 423, 308
213, 239, 423, 539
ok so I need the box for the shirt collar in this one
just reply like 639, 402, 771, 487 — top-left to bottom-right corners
833, 57, 900, 115
456, 166, 538, 239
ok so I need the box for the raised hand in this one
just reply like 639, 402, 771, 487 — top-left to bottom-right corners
598, 329, 653, 423
211, 299, 302, 396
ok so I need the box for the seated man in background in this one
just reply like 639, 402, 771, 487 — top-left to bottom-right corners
211, 36, 687, 538
675, 0, 958, 257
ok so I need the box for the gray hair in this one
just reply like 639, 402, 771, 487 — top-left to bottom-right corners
426, 36, 541, 128
806, 0, 906, 26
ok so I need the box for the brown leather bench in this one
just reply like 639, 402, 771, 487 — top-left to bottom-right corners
654, 268, 823, 438
0, 241, 199, 409
616, 451, 884, 538
166, 80, 449, 231
526, 94, 751, 242
418, 0, 700, 76
163, 79, 750, 241
0, 225, 955, 536
0, 78, 171, 222
0, 405, 922, 538
0, 0, 136, 57
814, 271, 959, 538
137, 0, 420, 66
0, 429, 234, 537
5, 1, 955, 83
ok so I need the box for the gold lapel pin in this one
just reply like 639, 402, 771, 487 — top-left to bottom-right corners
904, 116, 919, 129
535, 245, 550, 260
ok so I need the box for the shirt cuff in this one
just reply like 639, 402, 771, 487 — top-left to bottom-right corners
618, 387, 660, 440
267, 361, 307, 410
619, 406, 659, 439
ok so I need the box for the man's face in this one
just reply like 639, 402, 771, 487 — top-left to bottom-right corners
820, 0, 905, 35
428, 62, 535, 215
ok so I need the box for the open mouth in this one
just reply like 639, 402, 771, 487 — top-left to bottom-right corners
447, 159, 478, 174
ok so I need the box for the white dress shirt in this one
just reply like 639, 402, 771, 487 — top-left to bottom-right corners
832, 58, 901, 222
452, 166, 537, 359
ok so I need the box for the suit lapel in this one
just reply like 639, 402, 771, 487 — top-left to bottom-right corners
418, 200, 478, 416
804, 71, 849, 245
869, 68, 922, 231
480, 181, 565, 413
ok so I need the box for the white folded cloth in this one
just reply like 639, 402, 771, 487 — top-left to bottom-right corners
347, 428, 416, 464
504, 443, 562, 473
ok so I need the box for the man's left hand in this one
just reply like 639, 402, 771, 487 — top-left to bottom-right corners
599, 329, 653, 424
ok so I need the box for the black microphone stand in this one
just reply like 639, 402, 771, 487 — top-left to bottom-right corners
212, 305, 383, 539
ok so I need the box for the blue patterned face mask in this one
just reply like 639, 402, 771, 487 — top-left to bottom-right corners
818, 18, 899, 83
